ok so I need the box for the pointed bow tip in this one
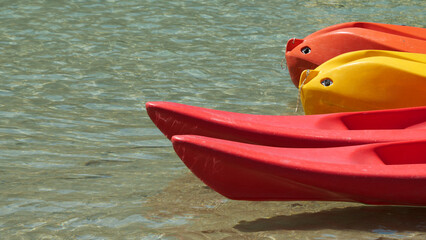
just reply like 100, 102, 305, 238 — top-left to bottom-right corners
171, 135, 186, 144
171, 135, 201, 156
285, 38, 304, 52
145, 101, 174, 118
145, 101, 160, 121
145, 101, 163, 110
145, 101, 186, 112
172, 134, 206, 143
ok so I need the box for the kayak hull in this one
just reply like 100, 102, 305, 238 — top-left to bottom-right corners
172, 135, 426, 206
285, 22, 426, 87
146, 101, 426, 148
300, 50, 426, 114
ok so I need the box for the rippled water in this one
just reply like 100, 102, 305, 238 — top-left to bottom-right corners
0, 0, 425, 239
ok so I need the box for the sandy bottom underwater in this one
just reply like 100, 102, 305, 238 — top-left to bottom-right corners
145, 173, 426, 240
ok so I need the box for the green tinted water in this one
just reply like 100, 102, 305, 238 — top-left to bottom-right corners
0, 0, 425, 239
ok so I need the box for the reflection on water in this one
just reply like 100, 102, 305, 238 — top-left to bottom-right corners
0, 0, 425, 239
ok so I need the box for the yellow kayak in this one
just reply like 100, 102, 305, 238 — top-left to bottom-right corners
299, 50, 426, 115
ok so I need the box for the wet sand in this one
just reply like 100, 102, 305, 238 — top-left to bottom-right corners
145, 172, 426, 239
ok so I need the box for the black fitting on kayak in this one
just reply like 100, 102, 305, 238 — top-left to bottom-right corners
301, 46, 311, 54
321, 78, 333, 87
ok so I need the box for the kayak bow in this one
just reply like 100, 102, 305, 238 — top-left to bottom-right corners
299, 50, 426, 114
146, 101, 426, 148
172, 135, 426, 206
285, 22, 426, 87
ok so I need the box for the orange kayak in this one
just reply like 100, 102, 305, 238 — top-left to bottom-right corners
285, 22, 426, 87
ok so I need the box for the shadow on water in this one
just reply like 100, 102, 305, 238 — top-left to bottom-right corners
145, 173, 426, 239
234, 205, 426, 232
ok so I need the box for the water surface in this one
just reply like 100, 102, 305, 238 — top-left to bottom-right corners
0, 0, 425, 239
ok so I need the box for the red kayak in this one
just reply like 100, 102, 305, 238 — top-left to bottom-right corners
172, 135, 426, 206
146, 101, 426, 148
285, 22, 426, 87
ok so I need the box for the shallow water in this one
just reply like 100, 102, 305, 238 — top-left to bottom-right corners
0, 0, 425, 239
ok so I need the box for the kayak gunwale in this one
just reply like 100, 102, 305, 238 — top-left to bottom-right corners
146, 101, 426, 148
172, 135, 426, 175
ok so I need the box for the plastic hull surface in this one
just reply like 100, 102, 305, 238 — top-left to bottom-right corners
299, 50, 426, 114
146, 101, 426, 148
172, 135, 426, 206
285, 22, 426, 87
